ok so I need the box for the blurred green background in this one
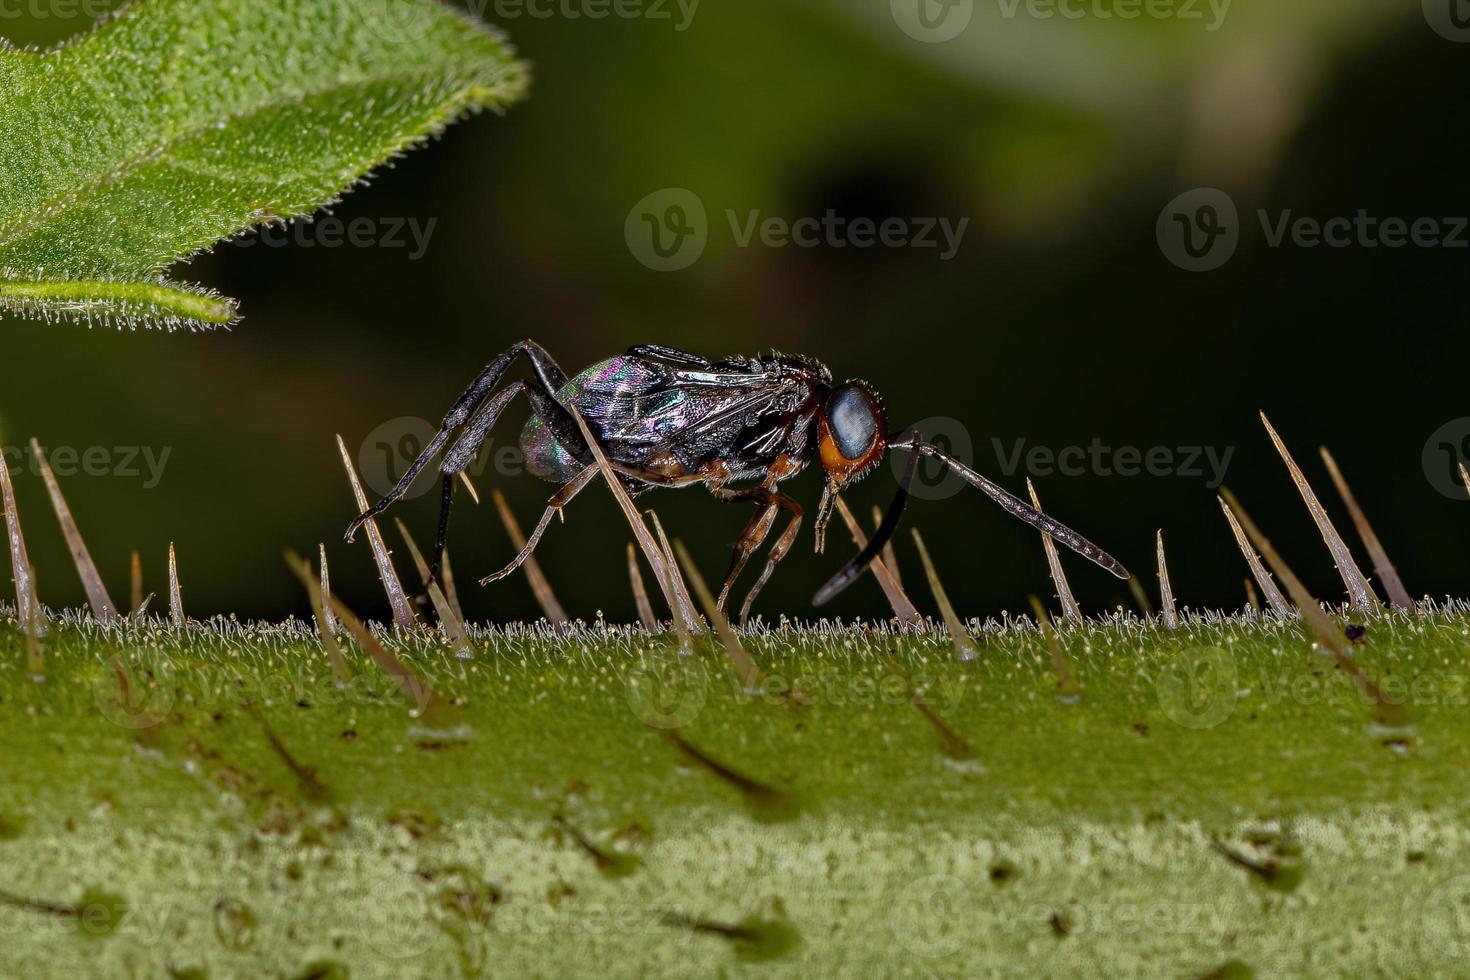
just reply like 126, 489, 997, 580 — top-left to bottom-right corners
2, 0, 1467, 623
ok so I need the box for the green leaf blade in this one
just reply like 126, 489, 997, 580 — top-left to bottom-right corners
0, 0, 528, 330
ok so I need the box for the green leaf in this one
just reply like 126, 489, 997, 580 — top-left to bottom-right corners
0, 0, 527, 330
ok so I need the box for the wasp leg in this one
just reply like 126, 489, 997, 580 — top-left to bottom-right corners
709, 486, 804, 625
738, 504, 803, 628
346, 340, 592, 594
479, 465, 599, 585
345, 340, 575, 543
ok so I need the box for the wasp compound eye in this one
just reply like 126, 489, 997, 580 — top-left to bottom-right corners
826, 384, 880, 460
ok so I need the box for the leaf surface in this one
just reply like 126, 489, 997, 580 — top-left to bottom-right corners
0, 0, 527, 328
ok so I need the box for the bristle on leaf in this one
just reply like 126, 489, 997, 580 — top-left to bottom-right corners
334, 434, 416, 629
1259, 413, 1377, 613
833, 495, 921, 624
1029, 595, 1080, 701
1218, 489, 1405, 727
1219, 496, 1291, 617
1156, 530, 1178, 630
285, 549, 451, 724
1318, 447, 1413, 611
394, 519, 471, 657
492, 490, 568, 626
911, 528, 978, 661
31, 438, 118, 622
0, 450, 42, 636
567, 406, 696, 639
1027, 480, 1082, 623
627, 542, 658, 631
167, 543, 184, 627
673, 540, 761, 690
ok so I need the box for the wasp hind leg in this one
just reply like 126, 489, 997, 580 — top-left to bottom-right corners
344, 339, 588, 597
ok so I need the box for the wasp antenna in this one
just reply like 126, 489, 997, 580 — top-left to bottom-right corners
892, 436, 1130, 581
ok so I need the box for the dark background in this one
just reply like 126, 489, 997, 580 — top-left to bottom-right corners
2, 0, 1467, 624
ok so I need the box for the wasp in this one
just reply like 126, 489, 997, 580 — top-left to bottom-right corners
347, 340, 1129, 623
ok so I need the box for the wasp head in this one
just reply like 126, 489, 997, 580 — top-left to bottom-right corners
813, 381, 887, 552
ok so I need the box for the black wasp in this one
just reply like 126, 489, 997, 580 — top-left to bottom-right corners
347, 340, 1130, 623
